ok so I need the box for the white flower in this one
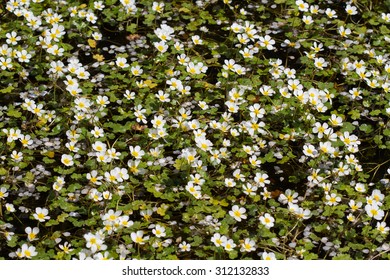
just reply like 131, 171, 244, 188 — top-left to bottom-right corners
229, 205, 247, 221
254, 172, 270, 187
59, 242, 74, 254
19, 244, 38, 259
6, 31, 21, 45
325, 8, 337, 18
249, 104, 265, 118
223, 59, 236, 71
131, 230, 149, 244
152, 224, 166, 237
296, 0, 309, 12
90, 126, 104, 138
243, 183, 257, 196
131, 65, 143, 76
371, 189, 384, 204
151, 115, 166, 128
33, 207, 50, 222
259, 213, 275, 229
192, 35, 203, 45
154, 24, 174, 41
116, 57, 129, 68
179, 241, 191, 252
365, 203, 385, 220
355, 183, 366, 193
0, 57, 12, 70
223, 239, 236, 251
16, 50, 32, 63
325, 193, 341, 206
186, 182, 201, 198
303, 144, 318, 158
0, 187, 9, 199
195, 136, 213, 152
259, 35, 275, 50
314, 57, 328, 70
84, 232, 106, 253
25, 227, 40, 241
302, 15, 313, 25
61, 154, 74, 166
211, 233, 227, 247
262, 251, 276, 260
11, 151, 23, 162
96, 96, 110, 107
376, 222, 389, 234
154, 41, 168, 53
240, 238, 256, 252
129, 145, 145, 159
278, 189, 298, 205
5, 203, 15, 212
152, 2, 165, 13
345, 4, 358, 15
339, 26, 351, 37
382, 13, 390, 23
347, 213, 356, 222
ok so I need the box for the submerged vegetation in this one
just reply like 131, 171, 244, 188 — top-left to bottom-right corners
0, 0, 390, 260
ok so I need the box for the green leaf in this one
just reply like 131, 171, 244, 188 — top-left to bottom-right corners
70, 173, 84, 180
359, 124, 373, 134
374, 135, 383, 146
46, 219, 60, 226
7, 236, 18, 248
191, 236, 203, 247
278, 155, 291, 164
126, 23, 138, 33
288, 175, 300, 183
104, 122, 129, 133
219, 220, 229, 235
263, 151, 276, 163
43, 157, 56, 164
332, 254, 352, 260
68, 183, 82, 192
303, 253, 318, 260
173, 158, 187, 171
370, 110, 381, 116
37, 186, 50, 192
57, 213, 69, 223
54, 166, 76, 175
85, 218, 97, 226
228, 250, 238, 259
341, 122, 355, 133
6, 106, 22, 118
380, 25, 390, 34
313, 223, 329, 233
106, 0, 118, 5
348, 109, 360, 120
0, 85, 14, 94
143, 13, 156, 26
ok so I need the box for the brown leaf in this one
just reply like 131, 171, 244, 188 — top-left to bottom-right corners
126, 34, 141, 41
